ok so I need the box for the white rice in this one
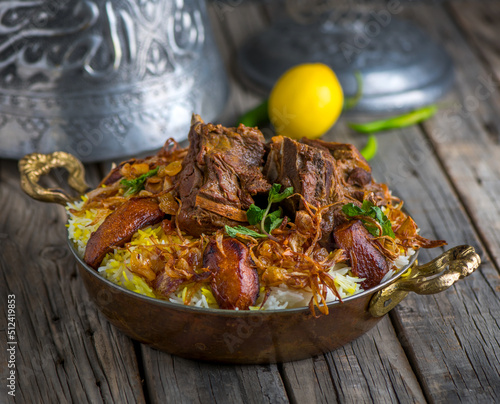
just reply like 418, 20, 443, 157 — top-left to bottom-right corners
66, 200, 415, 310
66, 198, 108, 256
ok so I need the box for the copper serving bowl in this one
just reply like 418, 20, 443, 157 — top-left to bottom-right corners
19, 152, 481, 364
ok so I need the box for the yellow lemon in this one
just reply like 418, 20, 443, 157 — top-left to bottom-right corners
268, 63, 344, 139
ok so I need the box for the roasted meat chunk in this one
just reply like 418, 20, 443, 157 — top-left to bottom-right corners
265, 136, 391, 208
203, 238, 259, 310
265, 135, 346, 211
301, 138, 391, 205
333, 220, 389, 289
264, 136, 348, 239
264, 136, 392, 242
176, 115, 270, 236
84, 198, 164, 269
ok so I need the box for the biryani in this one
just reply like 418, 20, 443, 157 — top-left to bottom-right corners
66, 115, 446, 314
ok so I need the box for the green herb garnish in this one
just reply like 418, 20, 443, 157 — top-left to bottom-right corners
268, 183, 294, 204
225, 225, 268, 239
246, 204, 264, 225
265, 207, 284, 233
226, 184, 293, 239
342, 200, 395, 238
120, 166, 159, 197
258, 184, 293, 236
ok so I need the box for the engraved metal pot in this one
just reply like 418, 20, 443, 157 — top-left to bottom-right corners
0, 0, 228, 162
18, 151, 482, 364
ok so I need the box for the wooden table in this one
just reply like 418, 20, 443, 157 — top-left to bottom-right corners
2, 1, 500, 403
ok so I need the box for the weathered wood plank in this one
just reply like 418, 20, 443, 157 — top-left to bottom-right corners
419, 2, 500, 268
448, 2, 500, 96
369, 122, 500, 403
280, 356, 339, 404
140, 347, 289, 404
0, 161, 145, 403
281, 316, 426, 404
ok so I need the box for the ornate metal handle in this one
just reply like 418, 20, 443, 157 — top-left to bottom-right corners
19, 152, 89, 205
369, 245, 481, 317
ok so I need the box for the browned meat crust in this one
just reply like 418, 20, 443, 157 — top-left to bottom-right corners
333, 220, 389, 289
84, 198, 164, 269
176, 115, 270, 236
202, 238, 259, 310
265, 136, 347, 212
264, 136, 392, 244
301, 138, 391, 205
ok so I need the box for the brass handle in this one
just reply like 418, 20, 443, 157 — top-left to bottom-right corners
19, 152, 89, 205
369, 245, 481, 317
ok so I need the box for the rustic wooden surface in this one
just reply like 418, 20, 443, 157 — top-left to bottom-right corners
1, 1, 500, 403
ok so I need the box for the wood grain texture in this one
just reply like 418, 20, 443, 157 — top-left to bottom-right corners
280, 356, 338, 404
281, 317, 425, 404
413, 3, 500, 270
448, 2, 500, 100
2, 1, 500, 403
140, 347, 289, 404
370, 125, 500, 403
0, 161, 145, 403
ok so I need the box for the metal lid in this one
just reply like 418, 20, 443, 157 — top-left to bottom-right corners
238, 14, 454, 113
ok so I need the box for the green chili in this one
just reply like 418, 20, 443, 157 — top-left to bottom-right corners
348, 104, 438, 134
343, 71, 363, 111
361, 134, 377, 161
236, 99, 270, 127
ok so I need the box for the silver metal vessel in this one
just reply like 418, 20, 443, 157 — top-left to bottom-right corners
0, 0, 228, 162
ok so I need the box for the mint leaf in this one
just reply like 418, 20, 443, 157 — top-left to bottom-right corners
247, 204, 264, 225
341, 201, 395, 238
267, 217, 283, 233
228, 184, 294, 239
120, 166, 159, 197
374, 208, 384, 224
361, 200, 373, 211
382, 220, 395, 238
268, 184, 282, 201
269, 184, 294, 204
225, 225, 267, 239
342, 203, 363, 217
264, 208, 283, 233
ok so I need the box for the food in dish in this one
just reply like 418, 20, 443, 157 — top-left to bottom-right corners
67, 115, 446, 314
